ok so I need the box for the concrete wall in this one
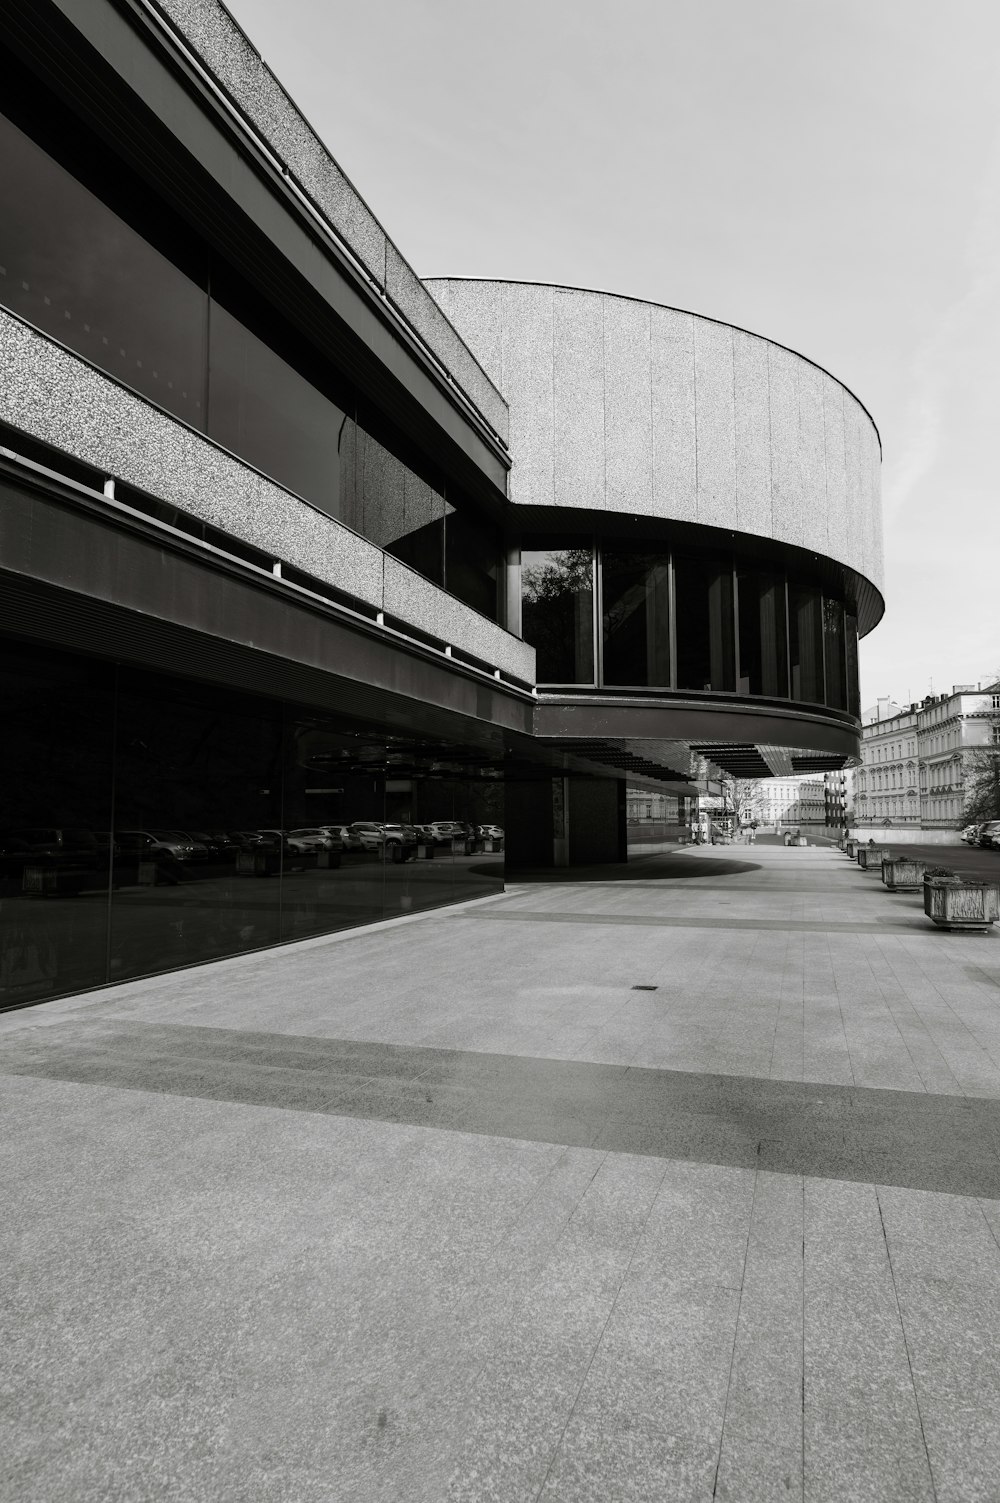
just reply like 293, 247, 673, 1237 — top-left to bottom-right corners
426, 279, 884, 599
148, 0, 508, 443
849, 828, 962, 846
0, 311, 534, 684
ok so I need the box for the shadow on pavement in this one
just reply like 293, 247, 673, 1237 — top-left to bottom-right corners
506, 853, 762, 882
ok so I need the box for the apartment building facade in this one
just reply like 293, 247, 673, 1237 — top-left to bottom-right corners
854, 686, 1000, 829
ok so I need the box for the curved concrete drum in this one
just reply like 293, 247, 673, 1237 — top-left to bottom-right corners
427, 278, 882, 605
427, 277, 885, 792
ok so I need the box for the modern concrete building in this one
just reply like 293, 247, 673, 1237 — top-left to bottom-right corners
0, 0, 883, 1008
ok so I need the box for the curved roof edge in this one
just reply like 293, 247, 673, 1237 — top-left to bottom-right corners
423, 275, 882, 457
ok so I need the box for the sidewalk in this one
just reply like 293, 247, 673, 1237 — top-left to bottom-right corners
3, 844, 1000, 1501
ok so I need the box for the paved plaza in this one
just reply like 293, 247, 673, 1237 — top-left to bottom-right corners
4, 843, 1000, 1501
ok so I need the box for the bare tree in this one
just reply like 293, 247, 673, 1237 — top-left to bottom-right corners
962, 747, 1000, 825
720, 775, 762, 825
960, 678, 1000, 824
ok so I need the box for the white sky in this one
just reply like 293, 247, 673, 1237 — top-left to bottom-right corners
226, 0, 1000, 704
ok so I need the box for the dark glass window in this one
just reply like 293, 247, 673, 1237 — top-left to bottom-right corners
207, 300, 346, 513
823, 599, 847, 710
445, 502, 501, 620
674, 554, 735, 692
845, 613, 860, 718
602, 549, 671, 686
0, 634, 503, 1007
737, 569, 788, 697
348, 425, 445, 586
0, 643, 114, 1007
789, 587, 825, 703
0, 108, 208, 428
521, 543, 594, 683
0, 85, 490, 615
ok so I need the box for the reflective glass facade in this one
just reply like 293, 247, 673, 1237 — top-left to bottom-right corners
0, 638, 504, 1010
520, 535, 858, 712
521, 543, 595, 683
0, 85, 501, 622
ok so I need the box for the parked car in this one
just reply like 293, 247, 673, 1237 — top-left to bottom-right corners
0, 828, 104, 881
960, 824, 981, 843
288, 827, 344, 853
381, 823, 418, 857
184, 831, 234, 859
153, 830, 211, 862
426, 821, 465, 843
476, 825, 504, 840
256, 828, 317, 854
977, 820, 1000, 849
337, 825, 366, 852
122, 829, 197, 861
346, 821, 385, 851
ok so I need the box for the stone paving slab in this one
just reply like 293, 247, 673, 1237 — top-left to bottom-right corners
4, 845, 1000, 1501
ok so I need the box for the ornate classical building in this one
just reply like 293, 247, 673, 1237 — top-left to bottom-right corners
854, 685, 1000, 829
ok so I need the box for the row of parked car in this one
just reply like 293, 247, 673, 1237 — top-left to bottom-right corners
960, 821, 1000, 849
0, 821, 505, 872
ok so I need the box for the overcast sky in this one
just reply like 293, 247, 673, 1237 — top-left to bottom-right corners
227, 0, 1000, 705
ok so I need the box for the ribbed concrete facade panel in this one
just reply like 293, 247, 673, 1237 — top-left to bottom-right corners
693, 319, 737, 530
500, 283, 555, 509
823, 384, 849, 565
650, 306, 698, 523
553, 289, 605, 511
425, 279, 883, 595
797, 361, 828, 556
604, 297, 654, 515
766, 343, 805, 552
732, 330, 773, 538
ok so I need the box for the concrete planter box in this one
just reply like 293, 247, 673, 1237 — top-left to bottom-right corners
923, 877, 1000, 931
857, 846, 890, 871
483, 840, 502, 853
21, 864, 86, 897
845, 839, 858, 859
881, 857, 926, 892
316, 851, 341, 869
415, 843, 435, 860
236, 849, 281, 877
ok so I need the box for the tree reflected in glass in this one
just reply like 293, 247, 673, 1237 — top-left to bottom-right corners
521, 546, 594, 684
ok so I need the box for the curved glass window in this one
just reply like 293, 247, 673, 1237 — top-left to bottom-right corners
789, 587, 825, 703
737, 568, 788, 697
602, 549, 670, 686
521, 544, 594, 683
521, 533, 859, 713
674, 554, 734, 693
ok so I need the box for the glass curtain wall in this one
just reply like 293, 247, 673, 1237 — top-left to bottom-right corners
602, 549, 671, 686
789, 587, 825, 704
520, 535, 858, 711
0, 637, 504, 1011
0, 89, 501, 622
521, 544, 594, 684
737, 568, 788, 697
673, 554, 735, 693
